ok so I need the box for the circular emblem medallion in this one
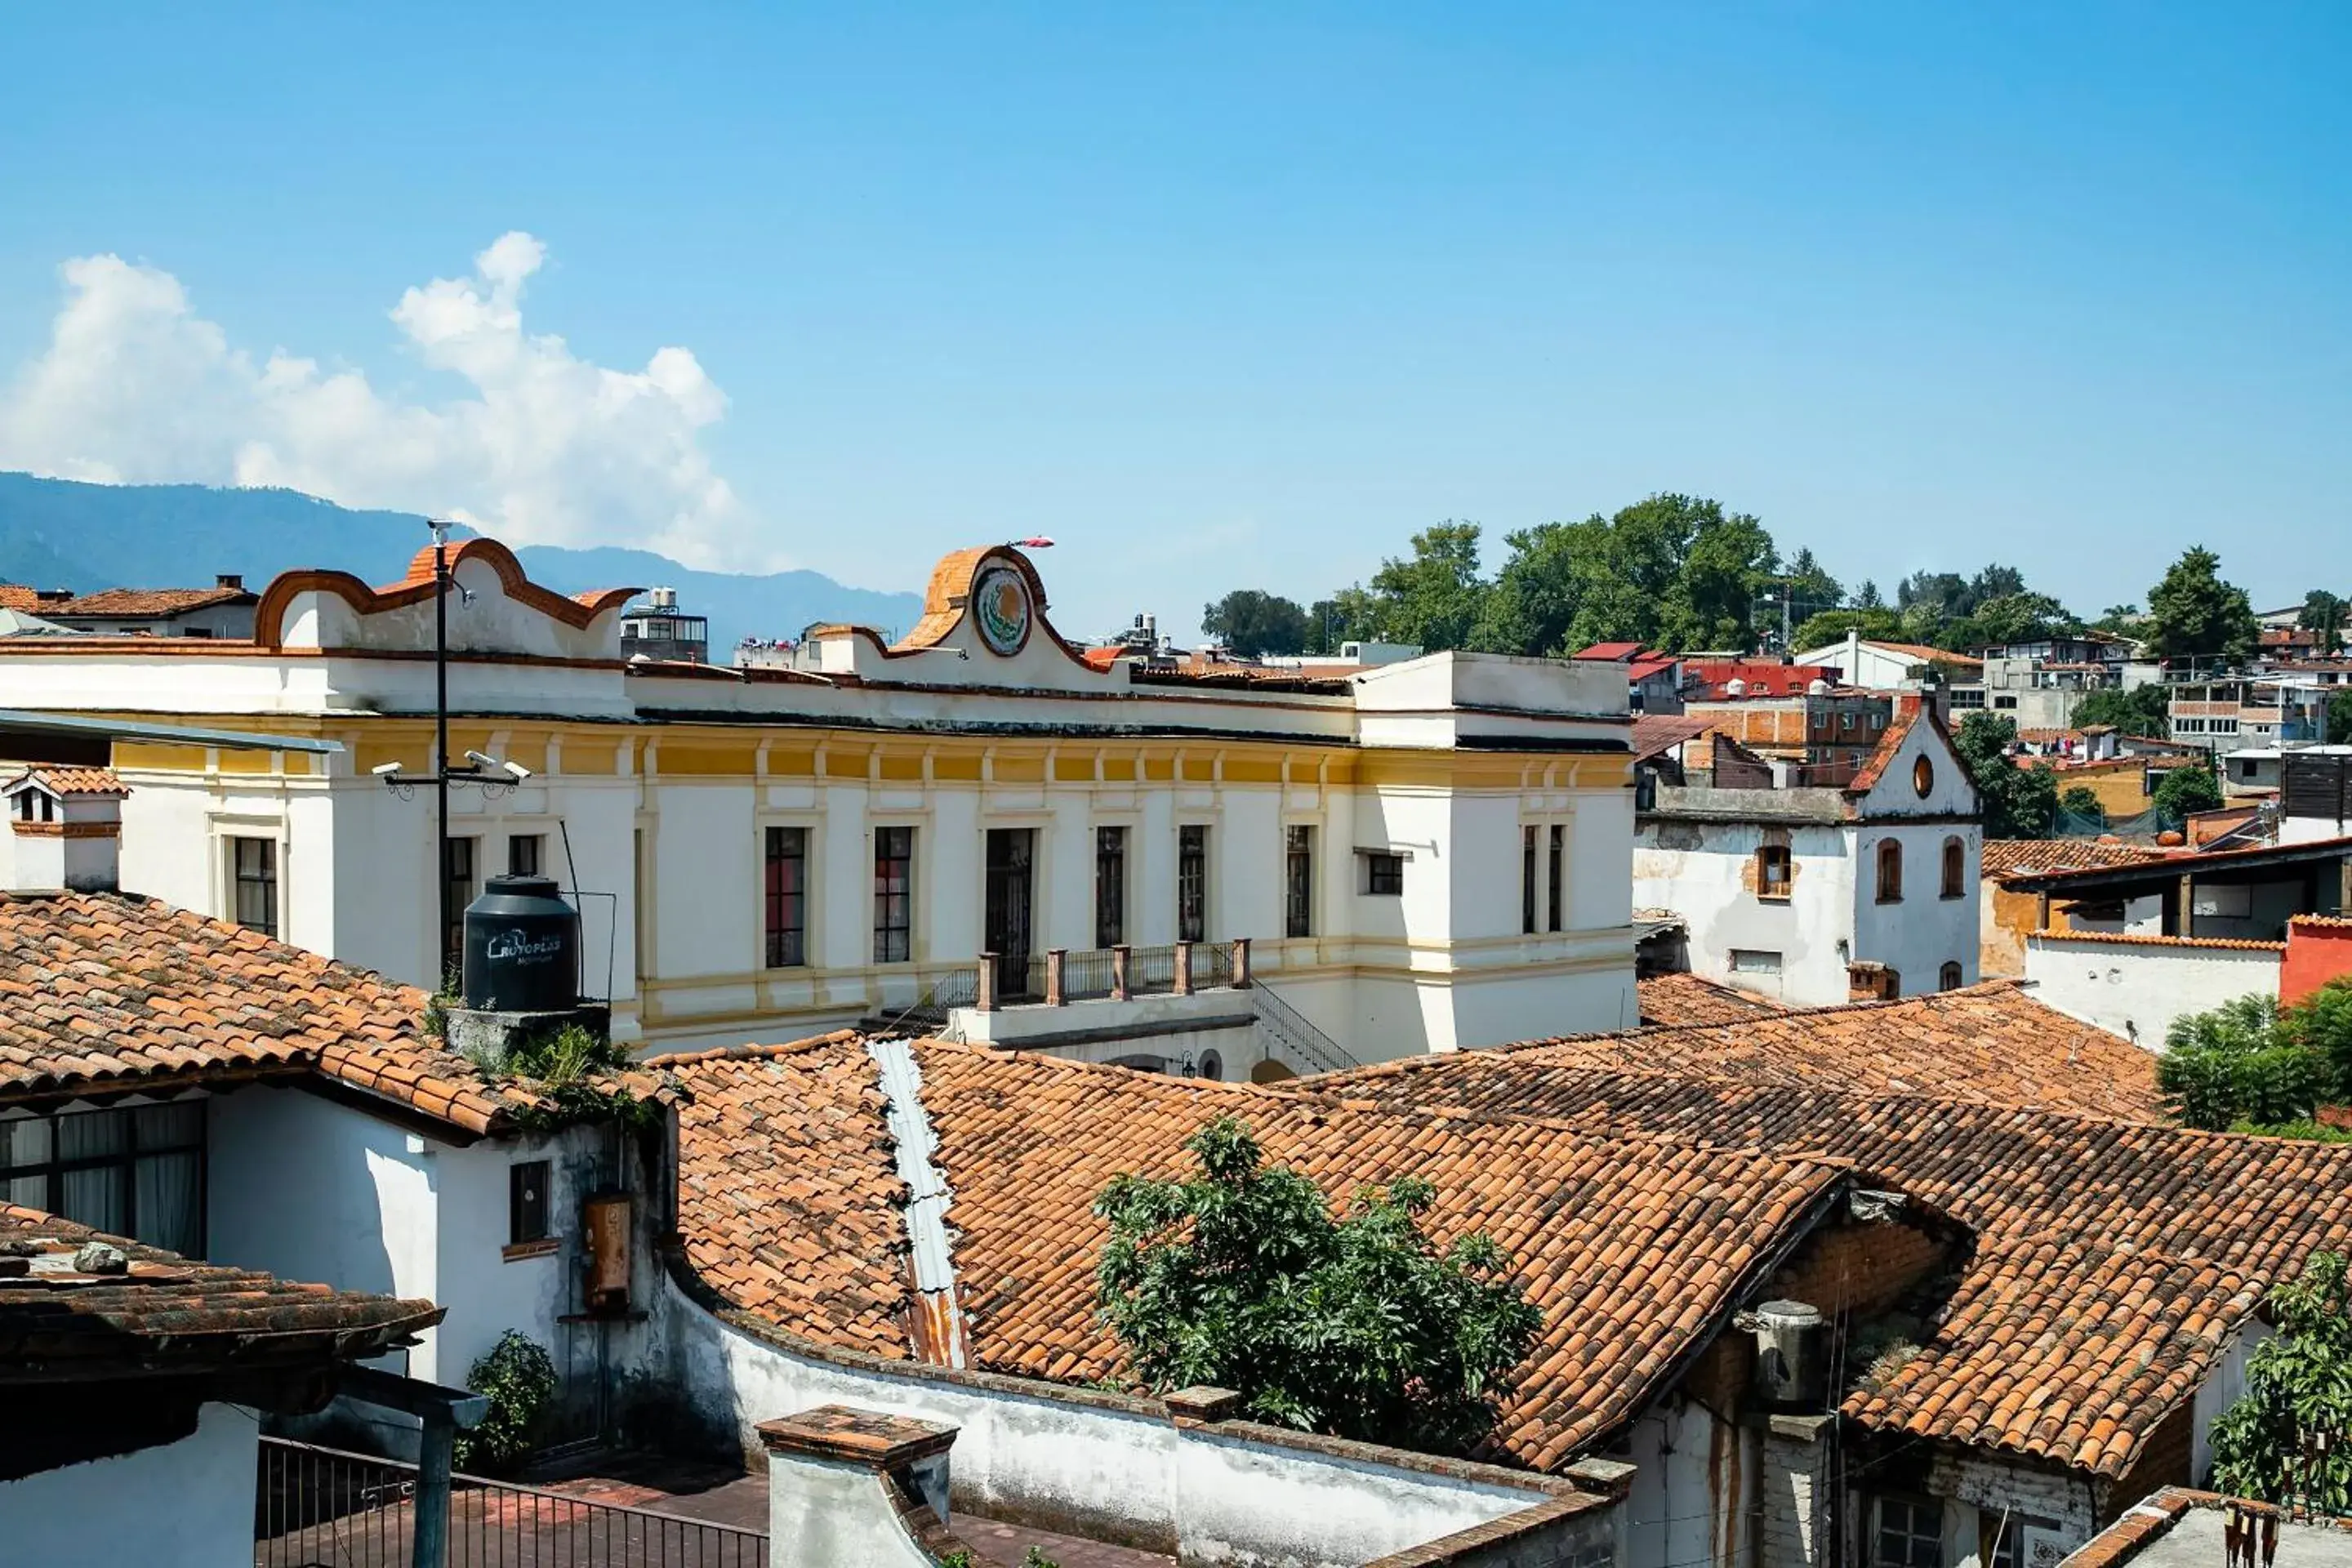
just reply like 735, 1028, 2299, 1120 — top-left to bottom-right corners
971, 564, 1033, 657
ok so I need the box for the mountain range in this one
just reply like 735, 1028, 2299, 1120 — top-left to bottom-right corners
0, 473, 923, 651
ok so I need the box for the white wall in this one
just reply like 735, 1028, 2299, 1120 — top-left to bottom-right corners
1624, 1401, 1750, 1568
1634, 819, 1858, 1007
0, 1402, 258, 1568
2025, 936, 2283, 1049
1851, 822, 1981, 996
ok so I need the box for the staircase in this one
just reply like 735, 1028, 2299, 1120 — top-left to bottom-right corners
1250, 979, 1359, 1076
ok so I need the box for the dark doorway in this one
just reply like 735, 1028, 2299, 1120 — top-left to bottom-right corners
985, 828, 1036, 1000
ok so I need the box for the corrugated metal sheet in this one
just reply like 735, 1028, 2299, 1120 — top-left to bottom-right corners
866, 1036, 969, 1369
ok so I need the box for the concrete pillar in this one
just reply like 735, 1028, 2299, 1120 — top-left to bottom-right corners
975, 952, 998, 1013
757, 1405, 967, 1568
2179, 873, 2196, 938
1231, 937, 1252, 989
1174, 940, 1194, 996
1045, 948, 1067, 1007
1111, 944, 1132, 1001
1757, 1413, 1837, 1568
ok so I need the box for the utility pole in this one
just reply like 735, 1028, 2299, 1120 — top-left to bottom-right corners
432, 519, 452, 985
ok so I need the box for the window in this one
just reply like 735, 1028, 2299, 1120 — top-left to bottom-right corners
1983, 1511, 2016, 1568
1282, 826, 1312, 939
13, 790, 52, 823
1547, 825, 1565, 933
509, 1160, 550, 1245
507, 833, 544, 878
442, 835, 476, 973
1993, 694, 2018, 710
2239, 759, 2259, 779
1841, 712, 1855, 732
1097, 826, 1129, 948
1913, 755, 1936, 797
1872, 1497, 1942, 1568
1941, 836, 1966, 898
1731, 949, 1784, 975
1521, 826, 1539, 934
1365, 852, 1405, 896
1177, 825, 1208, 943
231, 836, 278, 937
0, 1103, 205, 1255
1940, 961, 1964, 991
1877, 839, 1904, 903
873, 826, 915, 964
1756, 844, 1793, 902
765, 826, 808, 967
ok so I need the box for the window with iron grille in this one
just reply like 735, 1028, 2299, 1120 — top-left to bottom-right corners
0, 1103, 205, 1256
509, 1160, 550, 1245
231, 835, 278, 937
1521, 826, 1538, 933
1365, 852, 1404, 896
442, 835, 476, 973
1871, 1497, 1942, 1568
765, 826, 808, 967
1284, 826, 1313, 938
1941, 836, 1966, 898
873, 826, 915, 964
1095, 826, 1127, 948
507, 833, 544, 878
1177, 825, 1208, 943
1547, 825, 1565, 932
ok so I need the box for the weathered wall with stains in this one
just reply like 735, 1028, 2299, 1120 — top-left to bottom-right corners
1622, 1399, 1749, 1568
1633, 817, 1858, 1006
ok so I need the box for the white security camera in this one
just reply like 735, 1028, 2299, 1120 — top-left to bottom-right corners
371, 761, 404, 777
501, 760, 533, 781
464, 750, 498, 771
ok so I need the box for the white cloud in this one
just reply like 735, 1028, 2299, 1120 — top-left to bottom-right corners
0, 234, 749, 566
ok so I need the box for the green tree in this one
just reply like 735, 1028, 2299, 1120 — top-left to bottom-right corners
1853, 578, 1886, 611
2330, 689, 2352, 746
2303, 590, 2346, 656
1953, 713, 2059, 839
1094, 1116, 1540, 1454
2144, 546, 2259, 666
1949, 591, 2080, 650
2073, 684, 2172, 738
1790, 608, 1903, 654
2154, 763, 2223, 822
2091, 603, 2142, 635
2211, 1253, 2352, 1512
1200, 590, 1312, 657
1304, 590, 1379, 655
2158, 994, 2322, 1129
1361, 523, 1489, 652
1463, 494, 1775, 657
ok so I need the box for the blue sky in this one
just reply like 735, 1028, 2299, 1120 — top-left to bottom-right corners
1, 2, 2345, 638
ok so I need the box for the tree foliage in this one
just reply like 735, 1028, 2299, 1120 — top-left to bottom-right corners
2329, 689, 2352, 746
1093, 1116, 1540, 1454
1790, 608, 1904, 654
1201, 590, 1312, 657
2058, 785, 2105, 826
2154, 763, 2223, 822
1953, 713, 2056, 839
2211, 1252, 2352, 1512
1356, 523, 1489, 652
2144, 546, 2259, 664
2157, 980, 2352, 1133
454, 1330, 559, 1473
2303, 590, 2346, 655
1463, 495, 1776, 657
2072, 684, 2172, 738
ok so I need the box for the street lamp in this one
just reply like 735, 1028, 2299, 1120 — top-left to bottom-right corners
371, 519, 531, 981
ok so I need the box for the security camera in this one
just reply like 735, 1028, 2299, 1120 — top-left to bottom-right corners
501, 760, 533, 782
464, 750, 499, 772
371, 761, 404, 777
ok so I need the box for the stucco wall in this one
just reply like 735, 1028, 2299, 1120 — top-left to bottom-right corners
644, 1270, 1609, 1568
0, 1402, 258, 1568
2025, 935, 2282, 1049
1624, 1401, 1748, 1568
1633, 820, 1857, 1007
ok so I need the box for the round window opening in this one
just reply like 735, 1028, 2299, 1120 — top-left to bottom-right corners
1913, 755, 1935, 797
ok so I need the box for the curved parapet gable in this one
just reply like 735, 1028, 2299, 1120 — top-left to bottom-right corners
806, 545, 1114, 688
254, 537, 642, 661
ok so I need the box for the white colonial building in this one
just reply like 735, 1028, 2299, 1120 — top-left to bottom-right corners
0, 539, 1640, 1068
1633, 697, 1982, 1004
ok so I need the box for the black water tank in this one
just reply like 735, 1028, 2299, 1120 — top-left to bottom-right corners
461, 875, 581, 1013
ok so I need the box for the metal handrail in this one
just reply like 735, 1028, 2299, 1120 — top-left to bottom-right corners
1251, 979, 1358, 1075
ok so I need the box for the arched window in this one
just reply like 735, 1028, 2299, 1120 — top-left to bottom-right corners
1940, 961, 1964, 991
1941, 836, 1966, 899
1877, 839, 1904, 903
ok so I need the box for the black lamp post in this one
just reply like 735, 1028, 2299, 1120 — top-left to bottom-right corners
373, 519, 532, 985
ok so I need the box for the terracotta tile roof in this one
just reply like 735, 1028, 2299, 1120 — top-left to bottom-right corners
1634, 973, 1783, 1027
1629, 715, 1712, 763
1862, 640, 1982, 669
49, 586, 250, 617
0, 764, 128, 798
0, 891, 657, 1135
1303, 1062, 2352, 1476
0, 1203, 441, 1374
2031, 929, 2287, 953
1980, 840, 2174, 880
666, 1036, 1849, 1472
1423, 982, 2167, 1120
0, 585, 38, 613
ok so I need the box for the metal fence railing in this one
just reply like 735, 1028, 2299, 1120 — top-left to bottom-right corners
256, 1437, 768, 1568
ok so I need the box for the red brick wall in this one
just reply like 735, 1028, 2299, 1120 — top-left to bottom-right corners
1767, 1220, 1950, 1319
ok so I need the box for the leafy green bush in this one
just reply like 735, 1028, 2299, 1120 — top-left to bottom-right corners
1093, 1116, 1539, 1454
2153, 763, 2223, 822
2158, 982, 2352, 1134
453, 1330, 558, 1473
2212, 1253, 2352, 1511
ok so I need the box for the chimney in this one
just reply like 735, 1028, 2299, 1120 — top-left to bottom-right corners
1846, 961, 1897, 1002
4, 773, 122, 895
757, 1406, 974, 1566
216, 573, 244, 592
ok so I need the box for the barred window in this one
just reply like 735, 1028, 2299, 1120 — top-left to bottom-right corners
765, 826, 808, 967
873, 826, 915, 964
232, 836, 278, 938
